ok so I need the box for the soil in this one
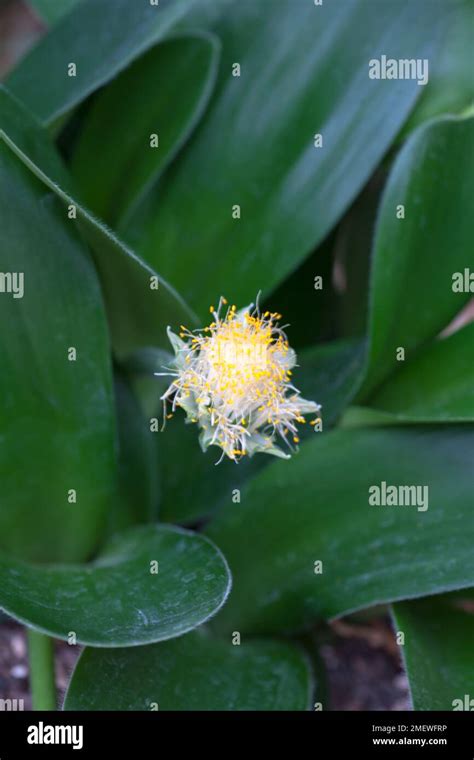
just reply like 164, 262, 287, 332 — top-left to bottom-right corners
321, 617, 411, 710
0, 621, 79, 710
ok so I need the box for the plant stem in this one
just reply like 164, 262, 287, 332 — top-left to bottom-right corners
27, 629, 56, 710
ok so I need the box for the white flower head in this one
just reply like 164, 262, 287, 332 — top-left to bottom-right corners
159, 296, 321, 463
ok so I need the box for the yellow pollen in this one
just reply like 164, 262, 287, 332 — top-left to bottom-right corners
162, 297, 320, 461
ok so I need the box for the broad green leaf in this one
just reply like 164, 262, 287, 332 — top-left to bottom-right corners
261, 231, 340, 350
0, 87, 196, 359
399, 0, 474, 139
28, 0, 82, 25
340, 405, 403, 429
120, 346, 173, 422
129, 0, 446, 317
206, 426, 474, 635
158, 409, 263, 525
157, 338, 364, 525
295, 339, 366, 429
77, 217, 197, 359
0, 143, 115, 563
333, 171, 386, 339
72, 33, 220, 227
393, 595, 474, 710
64, 630, 312, 710
109, 374, 160, 536
7, 0, 202, 125
367, 324, 474, 421
0, 525, 231, 646
359, 115, 474, 397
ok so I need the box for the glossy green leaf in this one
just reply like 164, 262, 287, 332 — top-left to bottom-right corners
64, 630, 312, 710
206, 426, 474, 635
340, 405, 403, 429
158, 409, 263, 525
129, 0, 446, 317
367, 324, 474, 421
359, 115, 474, 397
120, 346, 173, 423
0, 143, 115, 563
399, 0, 474, 139
261, 232, 340, 350
0, 525, 231, 646
28, 0, 82, 24
295, 338, 366, 429
72, 33, 220, 227
77, 217, 197, 359
157, 338, 364, 525
333, 171, 385, 339
393, 595, 474, 710
7, 0, 201, 125
0, 87, 196, 359
109, 374, 160, 536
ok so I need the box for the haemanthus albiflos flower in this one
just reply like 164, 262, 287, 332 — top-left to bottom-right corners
158, 297, 321, 463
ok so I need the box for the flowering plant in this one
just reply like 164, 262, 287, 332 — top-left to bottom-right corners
0, 0, 472, 713
161, 298, 321, 462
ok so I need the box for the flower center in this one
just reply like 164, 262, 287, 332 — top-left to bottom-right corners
160, 297, 321, 462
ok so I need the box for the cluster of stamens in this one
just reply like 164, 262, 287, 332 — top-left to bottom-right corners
159, 297, 321, 463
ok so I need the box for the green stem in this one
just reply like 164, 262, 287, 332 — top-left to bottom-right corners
27, 629, 56, 710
